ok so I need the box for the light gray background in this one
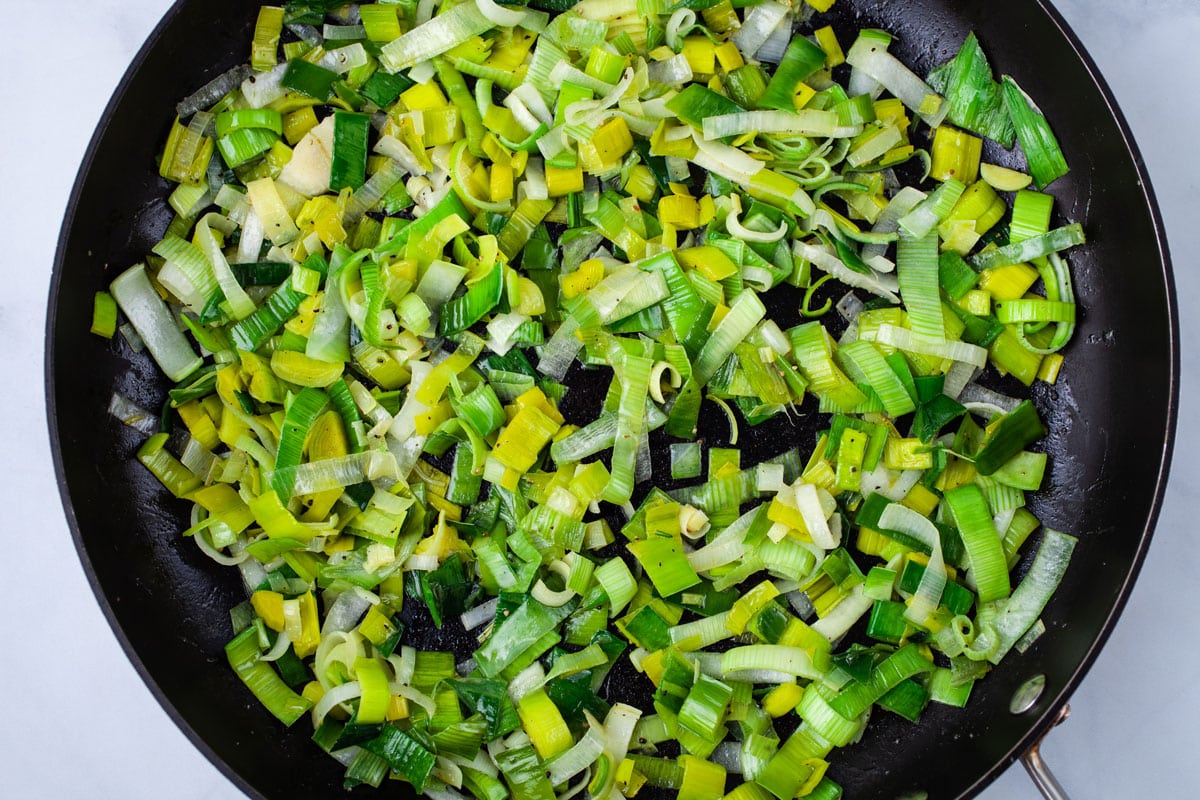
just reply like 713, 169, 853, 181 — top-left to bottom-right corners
2, 0, 1196, 797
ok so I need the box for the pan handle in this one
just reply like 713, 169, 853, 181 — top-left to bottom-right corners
1019, 704, 1071, 800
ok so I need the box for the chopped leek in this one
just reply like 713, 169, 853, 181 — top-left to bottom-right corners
98, 2, 1089, 798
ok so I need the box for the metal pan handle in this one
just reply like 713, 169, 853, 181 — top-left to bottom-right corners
1019, 705, 1072, 800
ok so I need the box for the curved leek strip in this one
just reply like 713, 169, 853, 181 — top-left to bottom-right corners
532, 579, 576, 607
258, 630, 293, 662
451, 140, 514, 213
796, 686, 862, 748
395, 683, 440, 717
311, 680, 363, 727
546, 728, 606, 786
988, 530, 1077, 663
563, 68, 636, 137
477, 0, 527, 27
687, 508, 757, 573
226, 627, 312, 726
878, 503, 946, 626
193, 526, 250, 566
664, 8, 696, 51
811, 584, 874, 642
1016, 253, 1077, 355
196, 214, 256, 320
800, 274, 835, 318
345, 159, 406, 225
598, 704, 642, 789
721, 645, 825, 681
707, 396, 739, 446
726, 205, 788, 245
648, 361, 682, 404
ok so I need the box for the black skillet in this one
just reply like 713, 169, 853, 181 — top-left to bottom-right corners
47, 0, 1177, 798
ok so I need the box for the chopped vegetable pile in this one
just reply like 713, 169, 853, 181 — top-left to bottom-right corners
96, 0, 1086, 796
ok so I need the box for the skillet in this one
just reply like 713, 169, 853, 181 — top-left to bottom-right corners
46, 0, 1177, 797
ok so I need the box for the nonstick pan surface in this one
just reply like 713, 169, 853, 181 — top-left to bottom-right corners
47, 1, 1176, 798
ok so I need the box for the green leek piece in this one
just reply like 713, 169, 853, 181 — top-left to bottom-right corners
360, 4, 403, 42
225, 627, 311, 725
378, 0, 496, 73
828, 644, 933, 719
759, 37, 828, 111
666, 84, 745, 130
973, 400, 1046, 475
670, 442, 703, 480
497, 745, 557, 800
837, 340, 915, 418
938, 250, 979, 299
896, 230, 944, 340
628, 535, 701, 597
250, 6, 284, 71
1010, 189, 1055, 243
450, 678, 522, 740
91, 291, 118, 338
601, 349, 654, 506
363, 725, 436, 791
138, 433, 202, 497
230, 280, 307, 352
866, 599, 908, 644
593, 557, 637, 614
970, 224, 1086, 271
1002, 75, 1069, 189
436, 58, 486, 157
899, 560, 975, 616
440, 264, 505, 335
361, 70, 414, 108
230, 261, 292, 287
218, 127, 279, 168
723, 64, 769, 109
877, 677, 930, 722
474, 597, 577, 677
281, 59, 340, 100
330, 111, 371, 191
217, 108, 283, 137
756, 725, 831, 800
944, 484, 1011, 602
937, 33, 1015, 147
272, 388, 330, 499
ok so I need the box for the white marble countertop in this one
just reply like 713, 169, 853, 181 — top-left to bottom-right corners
3, 1, 1197, 797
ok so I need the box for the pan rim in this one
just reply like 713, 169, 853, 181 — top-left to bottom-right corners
44, 1, 1179, 799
